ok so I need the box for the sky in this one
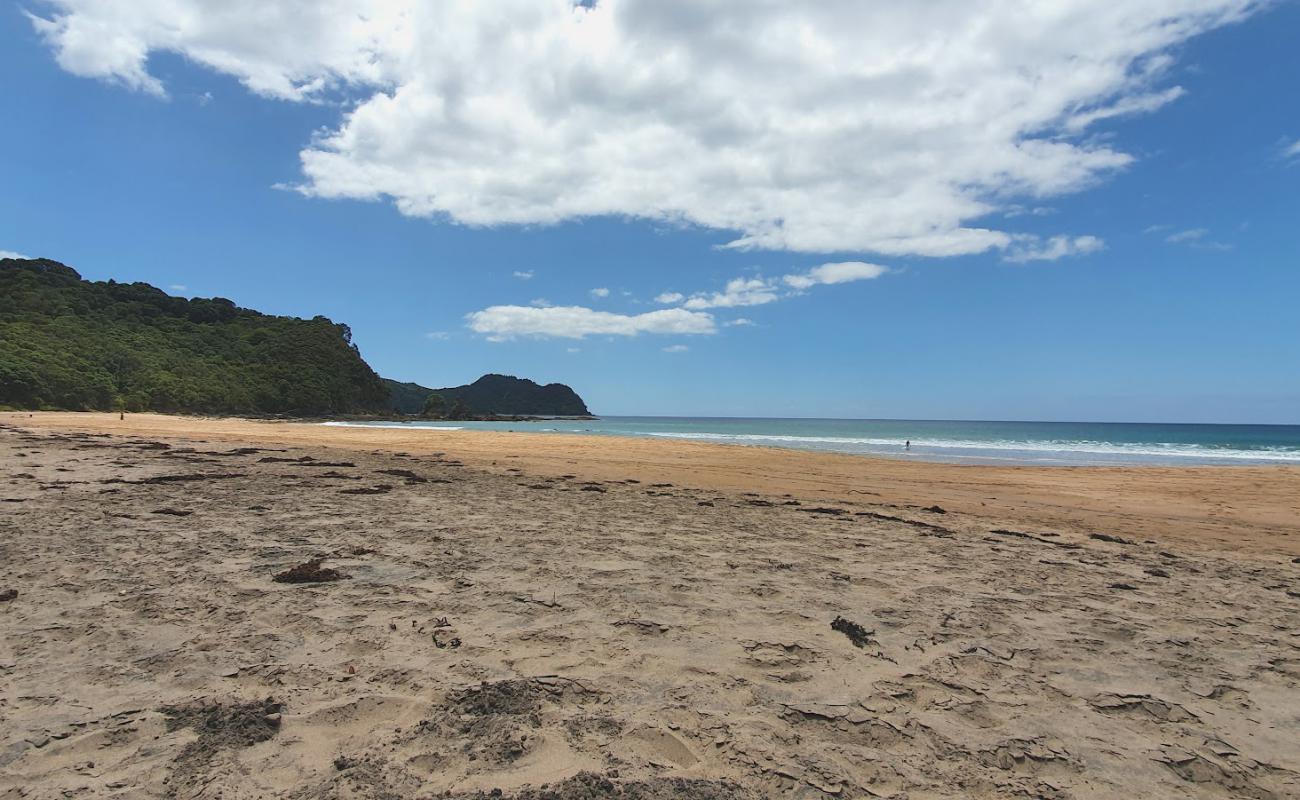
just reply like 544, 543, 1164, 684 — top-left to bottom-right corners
1, 1, 1298, 423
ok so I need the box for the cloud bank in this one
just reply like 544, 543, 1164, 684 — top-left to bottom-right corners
29, 0, 1258, 256
469, 260, 887, 339
466, 305, 716, 340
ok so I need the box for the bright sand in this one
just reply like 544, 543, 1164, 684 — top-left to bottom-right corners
2, 412, 1298, 798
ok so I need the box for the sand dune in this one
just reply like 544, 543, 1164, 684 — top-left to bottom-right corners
1, 414, 1298, 798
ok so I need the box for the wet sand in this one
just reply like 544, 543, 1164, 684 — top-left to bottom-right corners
1, 413, 1299, 798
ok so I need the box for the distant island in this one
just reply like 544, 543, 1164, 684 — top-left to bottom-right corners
384, 374, 591, 419
0, 257, 590, 420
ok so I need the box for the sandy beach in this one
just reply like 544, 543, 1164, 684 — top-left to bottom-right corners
2, 412, 1299, 798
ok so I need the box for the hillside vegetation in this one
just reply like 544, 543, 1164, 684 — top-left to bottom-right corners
383, 373, 591, 417
0, 258, 388, 414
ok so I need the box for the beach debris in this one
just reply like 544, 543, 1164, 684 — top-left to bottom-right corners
745, 499, 775, 507
798, 507, 849, 515
613, 618, 669, 634
1090, 533, 1136, 545
0, 589, 17, 602
989, 528, 1079, 548
433, 631, 461, 649
338, 484, 393, 495
375, 468, 426, 483
527, 483, 553, 490
273, 559, 347, 584
333, 755, 357, 771
857, 511, 955, 536
697, 500, 714, 506
580, 485, 606, 493
151, 508, 192, 516
258, 455, 314, 463
336, 545, 376, 557
830, 615, 876, 648
161, 697, 283, 763
1145, 567, 1171, 578
1108, 582, 1138, 591
296, 460, 357, 468
417, 679, 547, 764
923, 505, 948, 513
455, 772, 751, 800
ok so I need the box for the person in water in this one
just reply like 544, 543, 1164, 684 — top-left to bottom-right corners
905, 440, 911, 450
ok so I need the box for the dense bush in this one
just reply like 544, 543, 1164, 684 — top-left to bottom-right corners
0, 258, 389, 415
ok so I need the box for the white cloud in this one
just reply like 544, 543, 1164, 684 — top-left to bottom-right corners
466, 305, 716, 340
425, 331, 450, 340
1, 250, 30, 260
662, 344, 689, 353
589, 287, 610, 298
1165, 228, 1207, 243
683, 277, 779, 310
1062, 86, 1187, 132
28, 1, 1258, 256
1164, 227, 1231, 250
1003, 235, 1105, 263
654, 292, 684, 305
1281, 139, 1300, 160
783, 261, 887, 290
169, 283, 188, 292
512, 270, 534, 280
725, 318, 755, 327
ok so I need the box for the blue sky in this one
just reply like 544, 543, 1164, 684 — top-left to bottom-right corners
2, 1, 1298, 422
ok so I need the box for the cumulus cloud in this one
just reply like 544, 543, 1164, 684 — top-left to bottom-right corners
654, 292, 684, 305
683, 277, 779, 310
28, 1, 1258, 255
589, 287, 610, 298
466, 305, 716, 340
725, 318, 755, 327
1, 250, 30, 260
783, 261, 887, 290
1003, 235, 1105, 263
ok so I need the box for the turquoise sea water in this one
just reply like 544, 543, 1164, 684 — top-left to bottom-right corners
324, 417, 1300, 466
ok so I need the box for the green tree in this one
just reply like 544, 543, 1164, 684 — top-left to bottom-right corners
420, 392, 447, 418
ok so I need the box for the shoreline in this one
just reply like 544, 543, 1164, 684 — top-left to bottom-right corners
7, 411, 1300, 557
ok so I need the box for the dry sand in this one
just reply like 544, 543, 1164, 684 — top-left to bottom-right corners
1, 412, 1298, 798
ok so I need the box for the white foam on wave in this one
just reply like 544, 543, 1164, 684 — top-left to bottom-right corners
321, 421, 465, 431
641, 431, 1300, 463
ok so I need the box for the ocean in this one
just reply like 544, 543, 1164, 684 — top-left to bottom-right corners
323, 417, 1300, 466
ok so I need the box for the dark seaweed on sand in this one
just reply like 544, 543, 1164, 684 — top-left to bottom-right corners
831, 615, 875, 648
273, 559, 347, 583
